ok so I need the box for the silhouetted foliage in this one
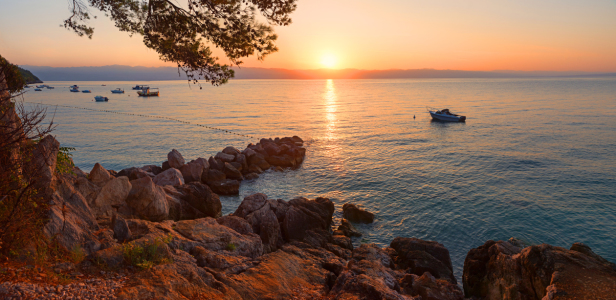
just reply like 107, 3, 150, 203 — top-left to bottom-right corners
0, 55, 55, 255
64, 0, 297, 86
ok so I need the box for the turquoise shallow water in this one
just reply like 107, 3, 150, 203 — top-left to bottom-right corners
23, 78, 616, 280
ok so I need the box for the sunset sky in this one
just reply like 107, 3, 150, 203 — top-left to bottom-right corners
1, 0, 616, 71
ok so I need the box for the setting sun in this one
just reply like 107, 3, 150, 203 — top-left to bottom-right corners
321, 54, 337, 68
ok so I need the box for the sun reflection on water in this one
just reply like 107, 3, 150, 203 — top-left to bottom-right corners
321, 79, 345, 174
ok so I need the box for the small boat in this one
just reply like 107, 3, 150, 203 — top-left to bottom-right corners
34, 88, 42, 91
427, 107, 466, 122
137, 87, 159, 97
46, 86, 54, 89
36, 85, 47, 88
82, 90, 92, 93
94, 96, 109, 102
101, 84, 106, 86
132, 85, 147, 90
111, 88, 124, 94
24, 85, 31, 88
70, 88, 79, 92
70, 85, 79, 89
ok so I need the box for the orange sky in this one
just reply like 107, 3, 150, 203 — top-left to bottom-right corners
1, 0, 615, 71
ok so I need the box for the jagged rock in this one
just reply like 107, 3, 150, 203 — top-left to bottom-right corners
223, 162, 243, 180
267, 155, 297, 168
190, 245, 252, 270
117, 167, 152, 180
176, 182, 221, 218
163, 185, 206, 221
89, 162, 112, 186
215, 152, 235, 163
332, 235, 353, 250
390, 237, 456, 284
173, 218, 263, 259
268, 199, 290, 222
246, 203, 283, 253
216, 216, 254, 235
400, 272, 464, 300
342, 203, 375, 223
167, 149, 185, 169
161, 160, 170, 171
292, 136, 303, 143
244, 172, 259, 180
248, 153, 271, 170
233, 193, 268, 218
248, 164, 263, 174
208, 179, 240, 195
208, 156, 224, 171
153, 168, 185, 187
126, 176, 169, 221
141, 164, 163, 175
180, 158, 208, 183
93, 176, 132, 218
263, 143, 281, 156
463, 240, 616, 300
201, 168, 226, 184
222, 146, 241, 156
282, 197, 334, 242
337, 219, 362, 237
235, 154, 248, 171
243, 147, 256, 159
112, 215, 132, 243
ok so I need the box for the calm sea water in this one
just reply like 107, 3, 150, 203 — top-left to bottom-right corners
23, 78, 616, 280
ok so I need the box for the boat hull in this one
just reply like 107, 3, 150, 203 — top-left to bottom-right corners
429, 112, 466, 122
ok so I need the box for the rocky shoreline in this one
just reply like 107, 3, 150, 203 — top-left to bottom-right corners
2, 135, 615, 299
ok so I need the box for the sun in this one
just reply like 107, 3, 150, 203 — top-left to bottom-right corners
321, 54, 337, 68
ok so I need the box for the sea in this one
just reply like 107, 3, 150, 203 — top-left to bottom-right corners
22, 78, 616, 281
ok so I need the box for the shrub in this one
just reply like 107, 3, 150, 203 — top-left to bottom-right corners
122, 235, 173, 269
56, 146, 76, 175
225, 243, 236, 251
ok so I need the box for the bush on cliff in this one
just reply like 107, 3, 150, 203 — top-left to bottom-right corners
122, 234, 173, 270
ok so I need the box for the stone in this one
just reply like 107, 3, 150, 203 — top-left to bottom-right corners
176, 182, 222, 218
141, 165, 163, 175
215, 152, 235, 163
208, 156, 224, 171
92, 176, 132, 217
235, 154, 248, 172
180, 158, 208, 183
153, 168, 185, 187
89, 163, 112, 186
244, 173, 259, 180
173, 218, 263, 259
167, 149, 185, 169
162, 160, 170, 171
337, 219, 362, 237
201, 168, 226, 184
463, 240, 616, 300
342, 203, 375, 223
126, 176, 169, 221
263, 143, 281, 156
117, 167, 152, 181
282, 204, 327, 242
233, 193, 268, 218
390, 237, 456, 283
246, 203, 283, 253
401, 272, 464, 300
208, 179, 240, 195
216, 216, 254, 235
267, 155, 297, 168
163, 185, 206, 221
292, 136, 303, 143
243, 147, 256, 159
248, 164, 263, 174
332, 235, 353, 250
248, 153, 271, 170
222, 146, 241, 156
112, 215, 132, 243
223, 162, 243, 180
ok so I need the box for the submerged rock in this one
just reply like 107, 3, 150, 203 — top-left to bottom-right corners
342, 202, 375, 223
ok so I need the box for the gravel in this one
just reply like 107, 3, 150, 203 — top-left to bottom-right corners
0, 276, 127, 299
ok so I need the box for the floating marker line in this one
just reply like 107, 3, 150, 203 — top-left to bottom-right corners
23, 101, 256, 140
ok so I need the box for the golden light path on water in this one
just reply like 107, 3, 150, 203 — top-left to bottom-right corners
323, 79, 344, 173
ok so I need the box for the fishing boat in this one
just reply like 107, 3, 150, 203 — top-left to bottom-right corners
82, 90, 92, 93
137, 87, 159, 97
427, 107, 466, 122
111, 88, 125, 94
132, 85, 147, 90
94, 96, 109, 102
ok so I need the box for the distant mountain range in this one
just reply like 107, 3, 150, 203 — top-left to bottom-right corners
19, 65, 616, 81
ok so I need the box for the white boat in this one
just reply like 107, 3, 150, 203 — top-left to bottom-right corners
82, 90, 92, 93
94, 96, 109, 102
36, 85, 48, 88
111, 88, 124, 94
70, 85, 79, 89
427, 107, 466, 122
70, 88, 79, 92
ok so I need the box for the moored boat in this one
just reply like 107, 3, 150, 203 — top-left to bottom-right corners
427, 107, 466, 122
70, 88, 79, 92
34, 88, 42, 91
94, 96, 109, 102
137, 87, 159, 97
132, 85, 147, 90
82, 90, 92, 93
111, 88, 124, 94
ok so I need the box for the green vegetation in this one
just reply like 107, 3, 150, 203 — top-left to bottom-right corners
121, 235, 173, 270
17, 67, 42, 84
56, 146, 76, 175
225, 243, 237, 251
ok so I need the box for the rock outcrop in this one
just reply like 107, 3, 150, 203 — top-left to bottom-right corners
342, 202, 375, 223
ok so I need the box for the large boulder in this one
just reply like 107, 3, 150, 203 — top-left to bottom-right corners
140, 165, 163, 175
342, 203, 375, 223
89, 162, 112, 186
246, 203, 283, 253
207, 179, 240, 195
153, 168, 185, 187
173, 218, 263, 259
222, 146, 241, 157
176, 182, 222, 218
266, 155, 297, 168
248, 153, 271, 170
390, 237, 456, 284
282, 198, 334, 242
233, 193, 268, 218
201, 168, 226, 184
215, 152, 235, 163
180, 158, 208, 183
92, 176, 132, 218
463, 240, 616, 300
163, 186, 206, 221
208, 156, 224, 171
337, 219, 362, 237
167, 149, 185, 169
126, 176, 170, 221
216, 216, 254, 235
112, 215, 132, 243
223, 162, 243, 180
